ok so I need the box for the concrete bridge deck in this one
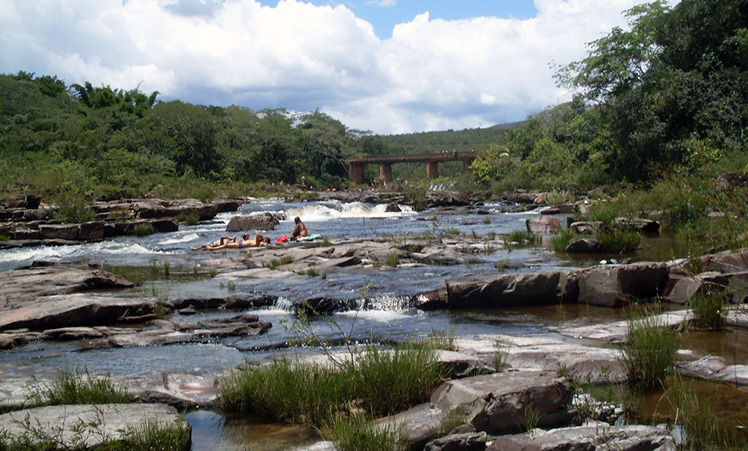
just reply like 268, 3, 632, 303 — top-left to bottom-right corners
346, 151, 477, 184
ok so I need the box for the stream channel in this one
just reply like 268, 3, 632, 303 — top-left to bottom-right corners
0, 198, 745, 450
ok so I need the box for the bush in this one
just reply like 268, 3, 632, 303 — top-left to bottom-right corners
597, 229, 641, 254
550, 227, 580, 252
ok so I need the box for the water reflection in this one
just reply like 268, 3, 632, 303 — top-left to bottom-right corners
186, 410, 319, 451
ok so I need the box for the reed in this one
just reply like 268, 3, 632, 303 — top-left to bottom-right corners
329, 414, 407, 451
220, 343, 444, 426
617, 304, 678, 392
688, 289, 727, 330
27, 367, 131, 407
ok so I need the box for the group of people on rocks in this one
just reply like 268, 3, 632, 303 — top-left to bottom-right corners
190, 216, 309, 251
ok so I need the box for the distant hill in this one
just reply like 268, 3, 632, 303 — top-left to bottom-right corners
376, 122, 521, 155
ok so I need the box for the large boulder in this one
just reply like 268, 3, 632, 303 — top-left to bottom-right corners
576, 262, 669, 307
441, 270, 578, 309
39, 224, 80, 241
227, 213, 280, 232
431, 370, 573, 435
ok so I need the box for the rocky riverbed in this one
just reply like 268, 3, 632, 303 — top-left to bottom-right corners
1, 230, 748, 449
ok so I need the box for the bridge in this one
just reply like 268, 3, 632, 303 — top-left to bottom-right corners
346, 151, 478, 184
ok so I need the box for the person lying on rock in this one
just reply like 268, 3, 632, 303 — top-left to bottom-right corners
204, 233, 270, 250
189, 235, 238, 250
289, 216, 309, 241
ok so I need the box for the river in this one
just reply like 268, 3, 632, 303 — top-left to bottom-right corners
0, 197, 732, 450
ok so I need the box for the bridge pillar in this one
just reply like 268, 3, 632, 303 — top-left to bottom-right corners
349, 164, 364, 185
379, 163, 392, 182
426, 162, 439, 179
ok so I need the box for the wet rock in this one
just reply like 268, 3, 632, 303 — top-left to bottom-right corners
427, 191, 472, 208
566, 238, 600, 253
40, 327, 106, 341
0, 294, 155, 331
385, 202, 402, 212
663, 271, 727, 304
297, 297, 358, 315
576, 262, 669, 307
526, 216, 561, 234
125, 371, 221, 409
170, 295, 276, 310
676, 356, 748, 386
431, 370, 573, 435
0, 404, 189, 450
487, 424, 675, 451
79, 221, 106, 241
0, 332, 32, 350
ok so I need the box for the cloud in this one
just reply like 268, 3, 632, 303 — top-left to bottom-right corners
0, 0, 668, 134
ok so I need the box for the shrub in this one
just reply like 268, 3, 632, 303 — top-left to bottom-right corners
386, 251, 400, 267
176, 209, 200, 226
550, 227, 580, 252
505, 229, 540, 246
618, 304, 679, 392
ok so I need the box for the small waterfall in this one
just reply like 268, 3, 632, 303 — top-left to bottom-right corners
356, 294, 413, 312
273, 297, 295, 312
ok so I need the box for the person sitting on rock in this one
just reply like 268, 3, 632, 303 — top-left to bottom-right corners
189, 235, 237, 250
289, 217, 309, 241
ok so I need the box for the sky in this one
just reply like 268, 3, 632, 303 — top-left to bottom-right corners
0, 0, 676, 135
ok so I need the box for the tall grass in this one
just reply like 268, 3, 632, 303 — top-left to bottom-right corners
617, 304, 679, 392
220, 343, 445, 427
597, 229, 641, 254
688, 289, 727, 330
666, 375, 748, 450
505, 229, 541, 246
27, 367, 131, 406
550, 228, 580, 252
329, 414, 407, 451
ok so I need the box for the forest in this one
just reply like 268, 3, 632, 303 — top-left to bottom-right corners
1, 0, 747, 249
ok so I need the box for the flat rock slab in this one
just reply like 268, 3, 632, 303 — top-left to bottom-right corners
0, 264, 134, 310
0, 403, 188, 449
488, 424, 675, 451
124, 371, 221, 409
0, 294, 156, 331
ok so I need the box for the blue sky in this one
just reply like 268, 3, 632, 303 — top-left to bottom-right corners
0, 0, 675, 134
256, 1, 540, 38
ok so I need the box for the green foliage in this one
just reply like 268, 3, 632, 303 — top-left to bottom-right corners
597, 229, 641, 254
328, 414, 407, 451
220, 344, 444, 426
618, 304, 679, 392
688, 289, 727, 330
175, 209, 199, 226
134, 223, 154, 236
386, 251, 400, 267
551, 228, 580, 252
665, 374, 748, 450
505, 229, 541, 246
27, 367, 131, 406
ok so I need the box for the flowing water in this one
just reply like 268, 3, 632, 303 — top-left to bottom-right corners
0, 198, 741, 449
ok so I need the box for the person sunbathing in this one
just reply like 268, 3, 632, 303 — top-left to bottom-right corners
189, 235, 238, 250
203, 233, 269, 250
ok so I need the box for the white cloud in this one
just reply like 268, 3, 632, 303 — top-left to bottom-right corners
0, 0, 673, 134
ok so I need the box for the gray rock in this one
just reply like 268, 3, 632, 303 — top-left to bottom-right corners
443, 270, 577, 308
576, 262, 669, 307
125, 371, 221, 409
424, 431, 488, 451
487, 424, 675, 451
431, 370, 573, 435
39, 224, 80, 241
0, 294, 155, 331
227, 213, 280, 231
0, 403, 189, 450
526, 216, 561, 234
566, 238, 601, 253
